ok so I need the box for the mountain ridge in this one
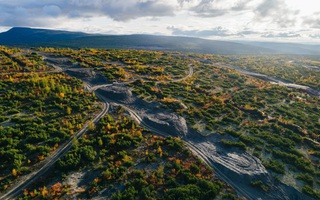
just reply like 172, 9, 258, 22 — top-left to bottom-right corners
0, 27, 88, 45
0, 27, 319, 55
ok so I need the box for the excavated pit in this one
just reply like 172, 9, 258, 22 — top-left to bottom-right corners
97, 85, 188, 137
65, 68, 109, 86
96, 85, 314, 200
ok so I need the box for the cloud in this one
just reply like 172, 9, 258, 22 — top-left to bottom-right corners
237, 30, 260, 36
254, 0, 299, 28
168, 26, 303, 39
309, 34, 320, 39
0, 2, 62, 27
190, 0, 228, 18
261, 32, 301, 38
42, 5, 62, 17
187, 0, 254, 18
100, 1, 175, 21
168, 26, 234, 37
255, 0, 277, 17
303, 13, 320, 29
0, 0, 318, 42
177, 0, 194, 7
0, 5, 54, 27
0, 0, 176, 27
231, 0, 253, 11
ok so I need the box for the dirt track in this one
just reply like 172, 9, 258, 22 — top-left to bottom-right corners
2, 52, 313, 200
0, 101, 109, 200
44, 53, 313, 200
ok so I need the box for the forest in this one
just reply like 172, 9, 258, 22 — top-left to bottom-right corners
0, 46, 319, 199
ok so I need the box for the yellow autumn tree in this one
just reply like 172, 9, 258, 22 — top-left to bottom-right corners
12, 168, 17, 176
42, 186, 48, 197
157, 146, 163, 157
107, 123, 111, 130
88, 121, 95, 131
66, 107, 72, 115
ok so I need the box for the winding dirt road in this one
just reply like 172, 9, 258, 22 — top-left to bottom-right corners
106, 100, 260, 200
1, 52, 310, 200
90, 63, 267, 199
0, 58, 192, 199
0, 87, 109, 200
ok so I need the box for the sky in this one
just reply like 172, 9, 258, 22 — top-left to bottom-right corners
0, 0, 320, 42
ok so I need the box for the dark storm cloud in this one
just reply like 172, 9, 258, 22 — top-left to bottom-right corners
0, 0, 175, 27
261, 32, 301, 38
254, 0, 299, 28
168, 26, 234, 37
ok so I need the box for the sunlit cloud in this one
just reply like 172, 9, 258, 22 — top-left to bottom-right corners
0, 0, 319, 41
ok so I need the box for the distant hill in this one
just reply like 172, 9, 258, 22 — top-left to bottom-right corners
0, 27, 88, 45
47, 34, 275, 55
236, 41, 320, 55
0, 27, 319, 55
